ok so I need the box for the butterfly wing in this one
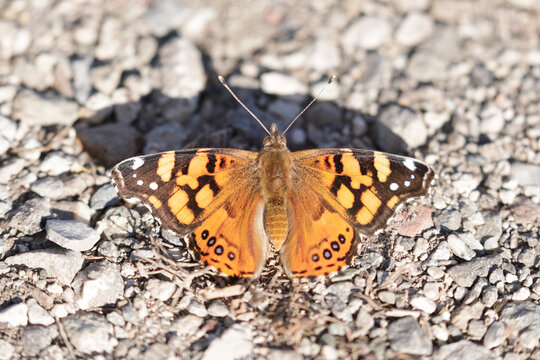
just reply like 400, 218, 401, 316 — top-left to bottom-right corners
111, 148, 268, 277
293, 148, 434, 234
190, 186, 268, 277
281, 148, 434, 277
282, 185, 358, 277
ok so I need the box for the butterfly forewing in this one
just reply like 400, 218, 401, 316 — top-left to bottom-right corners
293, 148, 434, 234
111, 149, 258, 236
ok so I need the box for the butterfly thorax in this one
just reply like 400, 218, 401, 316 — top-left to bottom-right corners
258, 123, 293, 250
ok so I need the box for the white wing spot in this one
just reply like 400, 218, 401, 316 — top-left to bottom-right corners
131, 157, 144, 170
403, 158, 416, 171
404, 180, 411, 187
411, 174, 416, 179
149, 182, 158, 190
137, 179, 143, 186
390, 183, 399, 191
132, 173, 137, 178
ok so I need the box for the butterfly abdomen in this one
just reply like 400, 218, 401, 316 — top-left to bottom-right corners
263, 197, 288, 250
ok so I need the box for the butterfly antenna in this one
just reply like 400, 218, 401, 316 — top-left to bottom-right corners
218, 75, 271, 135
282, 74, 336, 135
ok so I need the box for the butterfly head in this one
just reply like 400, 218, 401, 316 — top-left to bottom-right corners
263, 123, 287, 150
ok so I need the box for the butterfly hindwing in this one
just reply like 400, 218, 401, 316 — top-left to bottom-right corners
111, 149, 258, 236
191, 188, 268, 277
293, 149, 434, 234
281, 185, 358, 277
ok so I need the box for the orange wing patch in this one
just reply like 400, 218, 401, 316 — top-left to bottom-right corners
282, 189, 357, 277
189, 189, 268, 277
373, 152, 390, 183
157, 151, 175, 182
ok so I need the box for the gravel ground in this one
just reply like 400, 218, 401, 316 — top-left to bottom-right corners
0, 0, 539, 359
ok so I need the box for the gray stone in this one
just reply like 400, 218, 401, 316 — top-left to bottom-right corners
424, 241, 451, 266
39, 152, 77, 175
452, 301, 485, 331
146, 278, 176, 301
31, 177, 65, 199
260, 72, 308, 97
378, 291, 396, 305
484, 321, 506, 349
480, 104, 505, 135
396, 12, 433, 46
46, 219, 101, 251
407, 50, 449, 82
186, 297, 208, 318
355, 309, 374, 336
77, 123, 142, 168
72, 260, 124, 309
13, 89, 78, 126
97, 206, 143, 238
268, 99, 302, 121
0, 302, 28, 327
305, 103, 341, 128
0, 238, 13, 258
106, 311, 125, 327
483, 237, 499, 251
27, 298, 54, 326
477, 212, 502, 242
309, 38, 341, 72
97, 240, 120, 258
458, 232, 484, 251
202, 324, 253, 360
170, 314, 204, 337
63, 311, 118, 354
90, 65, 122, 95
0, 158, 25, 184
207, 300, 230, 318
468, 319, 487, 340
0, 115, 16, 156
9, 197, 51, 235
21, 325, 56, 356
434, 208, 462, 231
481, 286, 498, 308
158, 38, 205, 122
51, 200, 94, 222
517, 248, 536, 267
142, 0, 185, 37
342, 16, 391, 51
0, 20, 31, 59
59, 173, 95, 198
375, 104, 428, 153
448, 254, 503, 288
434, 340, 498, 360
0, 339, 14, 360
5, 248, 84, 285
143, 122, 189, 154
410, 295, 437, 314
447, 234, 476, 261
13, 56, 54, 91
501, 302, 540, 349
90, 183, 119, 210
267, 349, 302, 360
143, 343, 174, 360
511, 162, 540, 187
72, 56, 92, 103
388, 316, 432, 355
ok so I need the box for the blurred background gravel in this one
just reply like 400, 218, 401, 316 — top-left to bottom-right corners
0, 0, 539, 359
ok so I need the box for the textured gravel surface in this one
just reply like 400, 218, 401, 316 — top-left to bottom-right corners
0, 0, 539, 359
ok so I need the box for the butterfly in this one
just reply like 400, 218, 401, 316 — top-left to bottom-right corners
111, 78, 434, 278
